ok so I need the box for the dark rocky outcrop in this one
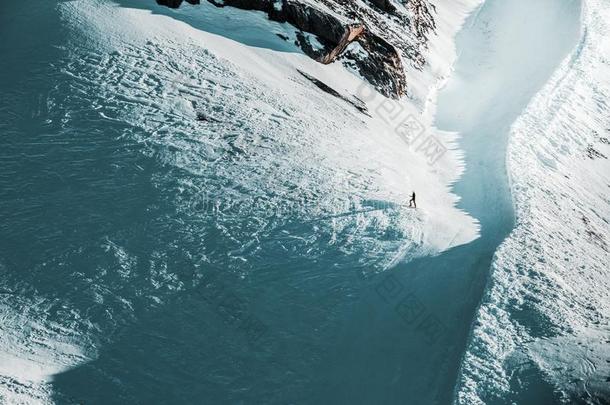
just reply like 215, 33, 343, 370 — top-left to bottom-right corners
411, 0, 437, 40
156, 0, 199, 8
156, 0, 438, 99
297, 70, 368, 114
317, 24, 365, 64
369, 0, 397, 14
353, 29, 406, 98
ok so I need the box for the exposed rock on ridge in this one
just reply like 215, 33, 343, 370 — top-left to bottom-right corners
156, 0, 437, 99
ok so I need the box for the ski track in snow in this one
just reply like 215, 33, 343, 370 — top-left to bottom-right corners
456, 0, 610, 403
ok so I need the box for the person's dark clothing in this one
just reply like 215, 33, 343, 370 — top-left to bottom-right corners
408, 192, 416, 208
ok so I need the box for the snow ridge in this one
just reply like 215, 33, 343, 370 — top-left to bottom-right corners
456, 0, 610, 402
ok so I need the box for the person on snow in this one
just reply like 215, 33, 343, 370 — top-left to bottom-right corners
408, 191, 416, 208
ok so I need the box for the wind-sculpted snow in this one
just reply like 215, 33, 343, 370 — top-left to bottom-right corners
0, 289, 91, 404
67, 12, 416, 275
456, 0, 610, 403
57, 0, 480, 273
0, 0, 479, 402
3, 0, 606, 403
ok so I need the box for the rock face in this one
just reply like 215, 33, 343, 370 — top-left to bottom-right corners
156, 0, 199, 8
156, 0, 437, 99
317, 24, 364, 64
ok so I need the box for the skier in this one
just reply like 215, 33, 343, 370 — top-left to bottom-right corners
408, 191, 416, 208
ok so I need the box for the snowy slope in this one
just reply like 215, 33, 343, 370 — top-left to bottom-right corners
0, 0, 481, 403
59, 0, 479, 269
456, 0, 610, 403
0, 292, 91, 405
3, 0, 607, 403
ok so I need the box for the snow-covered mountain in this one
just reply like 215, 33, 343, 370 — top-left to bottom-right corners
1, 0, 608, 403
1, 0, 479, 403
153, 0, 479, 108
156, 0, 436, 100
